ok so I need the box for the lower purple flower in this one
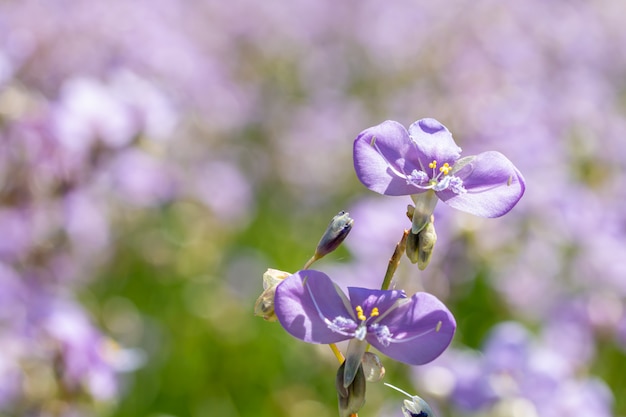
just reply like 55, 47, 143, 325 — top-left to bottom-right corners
274, 270, 456, 366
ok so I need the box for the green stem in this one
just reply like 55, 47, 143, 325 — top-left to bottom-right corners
302, 254, 319, 270
380, 229, 409, 291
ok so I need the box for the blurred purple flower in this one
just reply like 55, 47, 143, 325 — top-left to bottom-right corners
0, 332, 22, 409
192, 161, 253, 223
0, 208, 32, 262
63, 190, 110, 259
44, 299, 144, 401
52, 76, 138, 151
353, 118, 525, 231
414, 321, 614, 417
275, 269, 455, 387
106, 149, 178, 207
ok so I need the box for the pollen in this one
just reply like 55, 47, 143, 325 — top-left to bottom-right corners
439, 163, 451, 175
356, 305, 366, 321
428, 160, 437, 169
435, 321, 442, 332
370, 307, 380, 317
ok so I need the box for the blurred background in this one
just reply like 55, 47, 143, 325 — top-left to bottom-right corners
1, 1, 626, 416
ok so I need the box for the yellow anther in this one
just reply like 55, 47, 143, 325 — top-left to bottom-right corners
435, 321, 442, 332
356, 305, 366, 321
439, 163, 451, 175
370, 307, 380, 317
428, 160, 437, 169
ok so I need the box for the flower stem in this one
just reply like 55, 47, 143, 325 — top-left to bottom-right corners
380, 229, 409, 291
329, 343, 345, 363
302, 254, 320, 270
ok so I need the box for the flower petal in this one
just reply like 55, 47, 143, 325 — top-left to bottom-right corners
368, 292, 456, 365
407, 118, 462, 167
353, 120, 424, 196
274, 270, 354, 344
347, 287, 406, 315
437, 151, 526, 217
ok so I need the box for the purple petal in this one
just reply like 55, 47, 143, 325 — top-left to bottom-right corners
347, 287, 406, 315
407, 118, 462, 167
368, 292, 456, 365
353, 120, 424, 196
274, 270, 353, 344
437, 151, 526, 217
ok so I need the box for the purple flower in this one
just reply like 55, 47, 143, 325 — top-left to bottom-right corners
274, 270, 455, 387
353, 118, 525, 232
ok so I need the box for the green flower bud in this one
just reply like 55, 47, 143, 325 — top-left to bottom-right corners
410, 191, 438, 234
417, 219, 437, 270
336, 360, 366, 417
405, 216, 437, 270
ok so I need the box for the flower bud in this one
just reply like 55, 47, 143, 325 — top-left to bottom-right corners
361, 352, 385, 382
405, 216, 437, 270
336, 360, 366, 417
254, 269, 290, 321
384, 382, 437, 417
314, 211, 354, 259
417, 219, 437, 270
410, 191, 438, 234
405, 229, 420, 264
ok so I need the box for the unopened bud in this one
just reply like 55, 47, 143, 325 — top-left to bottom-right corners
406, 229, 420, 265
410, 191, 438, 234
405, 216, 437, 270
361, 352, 385, 382
336, 361, 366, 417
417, 219, 437, 270
315, 211, 354, 259
384, 382, 436, 417
254, 269, 290, 321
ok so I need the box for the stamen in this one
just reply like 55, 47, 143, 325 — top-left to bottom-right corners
436, 321, 442, 332
439, 162, 451, 175
428, 160, 437, 169
370, 307, 379, 318
356, 306, 366, 321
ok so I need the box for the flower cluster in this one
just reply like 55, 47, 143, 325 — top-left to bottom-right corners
258, 118, 524, 416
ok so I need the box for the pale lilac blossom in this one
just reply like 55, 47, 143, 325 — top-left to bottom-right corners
353, 118, 525, 232
275, 270, 455, 387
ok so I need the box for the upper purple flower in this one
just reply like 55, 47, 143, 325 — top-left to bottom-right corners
353, 118, 525, 218
274, 270, 456, 366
